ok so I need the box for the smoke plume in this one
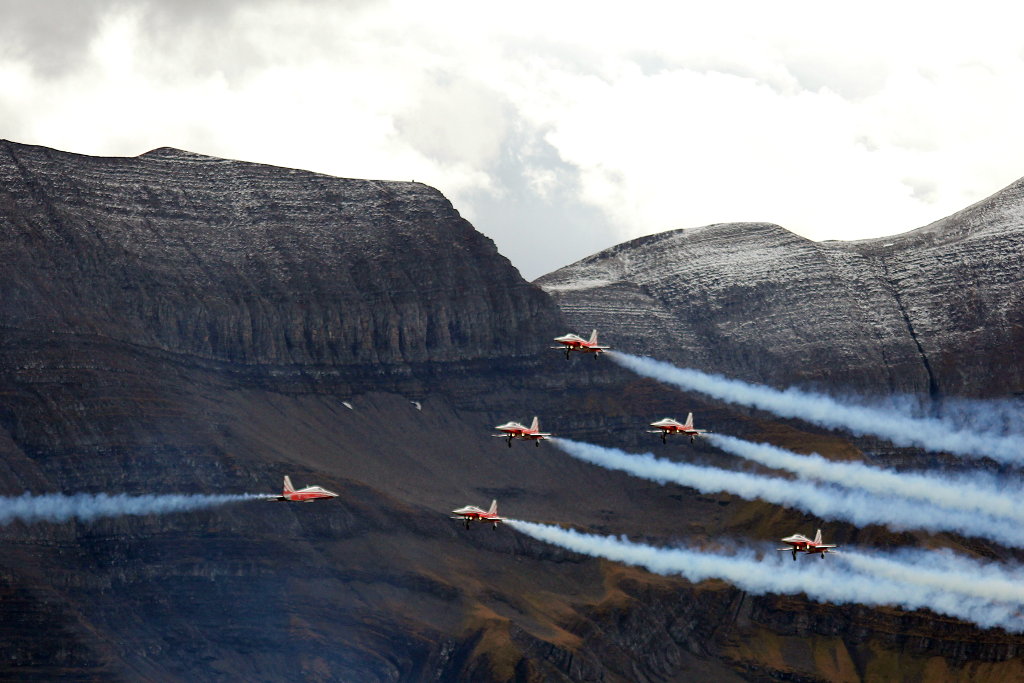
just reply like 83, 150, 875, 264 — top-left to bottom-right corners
609, 352, 1024, 463
0, 493, 262, 525
838, 548, 1024, 605
506, 519, 1024, 631
708, 434, 1024, 522
552, 438, 1024, 547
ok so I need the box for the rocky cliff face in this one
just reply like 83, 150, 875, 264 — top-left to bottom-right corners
0, 142, 552, 369
2, 140, 1023, 682
536, 178, 1024, 398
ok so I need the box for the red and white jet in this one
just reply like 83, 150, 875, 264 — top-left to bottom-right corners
552, 329, 611, 359
777, 529, 839, 561
648, 413, 709, 444
269, 475, 339, 502
451, 499, 505, 529
492, 416, 552, 448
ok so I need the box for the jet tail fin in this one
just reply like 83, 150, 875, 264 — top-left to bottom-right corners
589, 329, 598, 344
284, 476, 295, 494
530, 416, 539, 432
684, 412, 694, 429
814, 529, 822, 545
488, 500, 498, 515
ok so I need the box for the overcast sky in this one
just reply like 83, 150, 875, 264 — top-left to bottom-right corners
3, 1, 1024, 279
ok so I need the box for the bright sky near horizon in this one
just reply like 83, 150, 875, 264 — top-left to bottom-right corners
3, 0, 1024, 279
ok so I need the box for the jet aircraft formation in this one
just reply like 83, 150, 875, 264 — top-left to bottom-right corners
267, 328, 839, 564
461, 329, 838, 563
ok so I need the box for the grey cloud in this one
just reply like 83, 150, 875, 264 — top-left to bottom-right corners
463, 124, 620, 281
904, 177, 939, 203
394, 72, 508, 168
0, 0, 364, 80
785, 54, 889, 100
0, 0, 117, 76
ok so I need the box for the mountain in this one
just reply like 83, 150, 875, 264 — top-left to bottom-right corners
536, 178, 1024, 399
2, 140, 1023, 681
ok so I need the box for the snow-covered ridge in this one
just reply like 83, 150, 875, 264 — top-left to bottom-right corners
537, 178, 1024, 397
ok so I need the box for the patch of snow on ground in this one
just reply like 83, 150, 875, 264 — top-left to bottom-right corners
538, 278, 617, 293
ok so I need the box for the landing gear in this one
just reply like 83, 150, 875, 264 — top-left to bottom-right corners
792, 549, 797, 562
661, 433, 667, 444
690, 436, 695, 444
464, 520, 470, 530
507, 437, 513, 448
564, 349, 571, 360
535, 440, 540, 447
819, 553, 824, 560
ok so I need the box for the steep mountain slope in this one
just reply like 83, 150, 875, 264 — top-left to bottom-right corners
536, 178, 1024, 398
0, 140, 751, 681
2, 140, 1023, 682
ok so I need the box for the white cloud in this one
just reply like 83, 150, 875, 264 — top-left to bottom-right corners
2, 0, 1024, 277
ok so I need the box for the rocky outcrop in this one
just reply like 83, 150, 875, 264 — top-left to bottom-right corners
0, 141, 554, 369
536, 179, 1024, 398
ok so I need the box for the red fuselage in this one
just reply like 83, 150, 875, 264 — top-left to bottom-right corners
278, 489, 337, 502
555, 339, 602, 352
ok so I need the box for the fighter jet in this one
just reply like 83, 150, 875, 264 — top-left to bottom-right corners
777, 529, 838, 561
648, 413, 709, 444
451, 499, 504, 529
492, 416, 552, 447
269, 476, 339, 502
552, 329, 610, 359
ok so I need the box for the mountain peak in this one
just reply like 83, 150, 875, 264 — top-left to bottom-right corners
138, 146, 219, 161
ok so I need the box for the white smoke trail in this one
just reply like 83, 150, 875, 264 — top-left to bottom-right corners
0, 493, 264, 525
506, 519, 1024, 632
708, 434, 1024, 522
930, 395, 1024, 437
609, 351, 1024, 463
839, 548, 1024, 605
848, 393, 1024, 437
552, 438, 1024, 548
